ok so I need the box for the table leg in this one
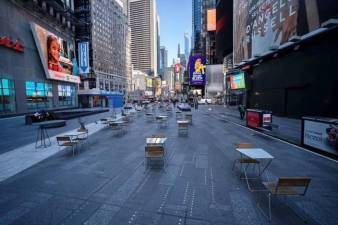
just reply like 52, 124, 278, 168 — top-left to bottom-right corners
35, 127, 41, 148
259, 159, 273, 177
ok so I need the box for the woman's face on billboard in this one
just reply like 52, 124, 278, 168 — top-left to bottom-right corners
49, 39, 60, 62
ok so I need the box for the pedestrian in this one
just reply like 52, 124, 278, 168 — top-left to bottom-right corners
193, 95, 198, 110
238, 104, 245, 120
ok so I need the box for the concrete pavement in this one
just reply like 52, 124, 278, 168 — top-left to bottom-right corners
0, 106, 337, 225
209, 105, 302, 145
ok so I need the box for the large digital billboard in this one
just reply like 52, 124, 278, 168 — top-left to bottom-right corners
207, 9, 216, 31
31, 23, 80, 83
189, 55, 206, 86
230, 73, 245, 89
233, 0, 327, 64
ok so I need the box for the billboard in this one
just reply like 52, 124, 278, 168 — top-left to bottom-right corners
230, 73, 245, 89
233, 0, 325, 64
207, 9, 216, 31
174, 63, 180, 73
189, 55, 206, 86
31, 23, 80, 83
303, 120, 338, 156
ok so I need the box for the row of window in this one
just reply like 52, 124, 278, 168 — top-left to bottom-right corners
0, 79, 76, 115
98, 79, 126, 92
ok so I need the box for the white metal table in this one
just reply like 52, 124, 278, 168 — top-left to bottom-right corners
236, 148, 274, 192
146, 137, 167, 146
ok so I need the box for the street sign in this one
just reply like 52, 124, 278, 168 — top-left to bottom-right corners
78, 42, 90, 74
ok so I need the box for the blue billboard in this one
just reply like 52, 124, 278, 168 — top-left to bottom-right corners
189, 55, 206, 86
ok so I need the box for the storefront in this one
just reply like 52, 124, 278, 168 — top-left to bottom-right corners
0, 1, 79, 116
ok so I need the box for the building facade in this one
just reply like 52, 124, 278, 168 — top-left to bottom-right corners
159, 46, 168, 77
0, 0, 79, 116
201, 0, 217, 64
163, 67, 175, 94
184, 32, 190, 61
233, 0, 338, 117
75, 0, 129, 108
192, 0, 202, 53
130, 0, 157, 77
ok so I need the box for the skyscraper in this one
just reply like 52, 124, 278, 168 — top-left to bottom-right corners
177, 43, 181, 57
157, 15, 161, 77
184, 32, 190, 60
192, 0, 202, 53
75, 0, 129, 107
130, 0, 157, 77
159, 46, 168, 77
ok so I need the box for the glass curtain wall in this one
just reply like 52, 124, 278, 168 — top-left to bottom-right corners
58, 84, 76, 106
0, 79, 16, 114
26, 81, 53, 111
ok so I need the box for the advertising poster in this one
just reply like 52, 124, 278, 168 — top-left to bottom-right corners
233, 0, 322, 64
189, 55, 206, 86
304, 120, 338, 155
31, 23, 80, 83
230, 73, 245, 89
207, 9, 216, 31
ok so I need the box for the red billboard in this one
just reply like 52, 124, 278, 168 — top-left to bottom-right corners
174, 64, 180, 73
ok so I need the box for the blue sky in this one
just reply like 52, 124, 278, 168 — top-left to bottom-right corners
157, 0, 192, 66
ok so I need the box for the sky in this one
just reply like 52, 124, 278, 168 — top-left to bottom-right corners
157, 0, 192, 66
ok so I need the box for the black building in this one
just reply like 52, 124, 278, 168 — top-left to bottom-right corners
215, 0, 233, 62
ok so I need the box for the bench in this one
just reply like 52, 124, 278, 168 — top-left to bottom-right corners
145, 145, 166, 169
261, 177, 311, 221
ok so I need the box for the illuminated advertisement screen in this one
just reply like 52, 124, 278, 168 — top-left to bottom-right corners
207, 9, 216, 31
230, 73, 245, 89
31, 23, 80, 83
189, 55, 206, 86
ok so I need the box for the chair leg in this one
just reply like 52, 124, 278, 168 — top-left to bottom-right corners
268, 193, 272, 221
232, 159, 238, 171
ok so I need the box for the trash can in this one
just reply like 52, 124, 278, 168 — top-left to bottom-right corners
246, 109, 272, 129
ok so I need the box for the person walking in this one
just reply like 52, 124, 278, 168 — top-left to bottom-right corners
238, 104, 245, 120
193, 95, 198, 110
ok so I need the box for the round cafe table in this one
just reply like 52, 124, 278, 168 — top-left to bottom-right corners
34, 120, 66, 148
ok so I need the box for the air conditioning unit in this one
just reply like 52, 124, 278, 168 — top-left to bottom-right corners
321, 19, 338, 28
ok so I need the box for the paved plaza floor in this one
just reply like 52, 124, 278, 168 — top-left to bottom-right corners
0, 106, 337, 225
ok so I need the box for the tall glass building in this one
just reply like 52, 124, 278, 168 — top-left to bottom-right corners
192, 0, 202, 52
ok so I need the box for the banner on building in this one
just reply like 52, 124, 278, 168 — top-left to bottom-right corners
207, 9, 216, 31
78, 42, 90, 74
